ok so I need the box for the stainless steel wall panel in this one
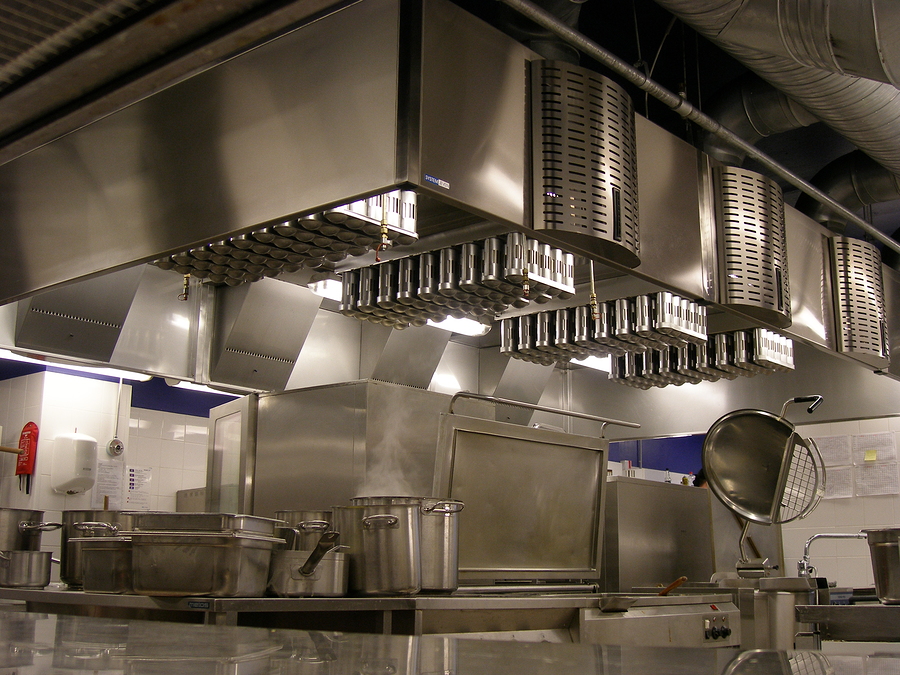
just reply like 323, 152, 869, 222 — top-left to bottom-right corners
254, 382, 366, 518
562, 340, 900, 441
285, 307, 362, 390
601, 477, 714, 592
885, 266, 900, 379
627, 116, 708, 300
111, 265, 200, 379
210, 279, 323, 391
252, 381, 452, 517
414, 0, 530, 228
15, 265, 145, 362
433, 414, 607, 582
368, 326, 450, 389
0, 0, 402, 303
780, 208, 834, 350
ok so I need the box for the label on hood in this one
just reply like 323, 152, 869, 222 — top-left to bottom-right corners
424, 173, 450, 190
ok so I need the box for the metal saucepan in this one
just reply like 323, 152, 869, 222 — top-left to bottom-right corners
0, 509, 62, 551
268, 531, 347, 597
0, 550, 57, 588
274, 510, 332, 551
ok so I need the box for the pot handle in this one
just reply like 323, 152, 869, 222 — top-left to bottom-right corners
19, 521, 63, 533
362, 514, 400, 530
300, 531, 341, 576
298, 520, 330, 532
0, 551, 8, 563
421, 501, 464, 515
780, 395, 823, 417
74, 521, 119, 536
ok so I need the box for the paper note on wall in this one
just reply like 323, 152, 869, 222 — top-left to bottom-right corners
855, 462, 900, 497
852, 432, 897, 465
823, 466, 853, 499
91, 460, 124, 509
812, 435, 852, 467
124, 466, 153, 510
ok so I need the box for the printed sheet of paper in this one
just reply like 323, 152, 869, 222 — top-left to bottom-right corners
852, 432, 897, 465
823, 466, 853, 500
854, 462, 900, 497
124, 465, 153, 510
91, 459, 124, 509
811, 435, 852, 467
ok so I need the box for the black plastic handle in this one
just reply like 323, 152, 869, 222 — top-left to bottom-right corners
793, 395, 824, 414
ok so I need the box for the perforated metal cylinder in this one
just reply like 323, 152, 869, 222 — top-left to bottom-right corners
831, 236, 890, 368
531, 60, 640, 268
714, 166, 791, 328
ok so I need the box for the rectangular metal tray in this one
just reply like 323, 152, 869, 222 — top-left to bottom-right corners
129, 531, 283, 597
71, 536, 133, 594
123, 512, 284, 537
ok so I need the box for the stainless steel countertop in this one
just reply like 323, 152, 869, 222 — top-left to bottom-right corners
1, 609, 893, 674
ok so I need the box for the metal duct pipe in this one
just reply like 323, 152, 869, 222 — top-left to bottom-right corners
705, 0, 900, 88
703, 73, 818, 166
496, 0, 900, 256
652, 0, 900, 178
494, 0, 588, 64
795, 150, 900, 232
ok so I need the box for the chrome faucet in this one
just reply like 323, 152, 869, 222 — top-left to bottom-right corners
797, 532, 867, 577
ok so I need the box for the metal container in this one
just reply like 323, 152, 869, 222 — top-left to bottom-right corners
274, 510, 332, 551
865, 528, 900, 604
420, 499, 464, 592
73, 535, 133, 594
129, 531, 282, 597
0, 550, 52, 588
360, 504, 420, 596
61, 509, 134, 588
125, 512, 283, 537
331, 505, 367, 593
0, 508, 61, 551
267, 548, 348, 597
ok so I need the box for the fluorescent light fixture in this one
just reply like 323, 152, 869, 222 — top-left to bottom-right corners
572, 354, 612, 372
308, 277, 343, 302
0, 349, 152, 381
426, 316, 492, 337
165, 378, 238, 396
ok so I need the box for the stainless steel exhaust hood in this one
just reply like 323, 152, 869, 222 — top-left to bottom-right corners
0, 0, 535, 305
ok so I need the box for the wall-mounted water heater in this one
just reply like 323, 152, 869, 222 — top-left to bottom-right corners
51, 432, 97, 495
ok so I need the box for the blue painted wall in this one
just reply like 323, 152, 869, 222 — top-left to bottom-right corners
609, 434, 704, 475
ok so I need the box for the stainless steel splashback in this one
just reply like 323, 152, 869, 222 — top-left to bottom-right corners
251, 380, 474, 517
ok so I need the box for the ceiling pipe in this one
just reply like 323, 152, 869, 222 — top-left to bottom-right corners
795, 150, 900, 233
651, 0, 900, 179
703, 0, 900, 89
702, 73, 818, 167
493, 0, 588, 64
495, 0, 900, 256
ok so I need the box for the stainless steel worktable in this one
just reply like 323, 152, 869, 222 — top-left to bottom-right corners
0, 587, 615, 636
796, 603, 900, 642
1, 609, 892, 674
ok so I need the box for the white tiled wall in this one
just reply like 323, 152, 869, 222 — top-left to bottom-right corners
782, 417, 900, 590
0, 372, 209, 581
127, 408, 208, 513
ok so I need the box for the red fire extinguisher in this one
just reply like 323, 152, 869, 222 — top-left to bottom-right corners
15, 422, 38, 495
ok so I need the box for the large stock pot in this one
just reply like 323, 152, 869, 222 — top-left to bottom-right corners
0, 508, 61, 551
60, 510, 134, 588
